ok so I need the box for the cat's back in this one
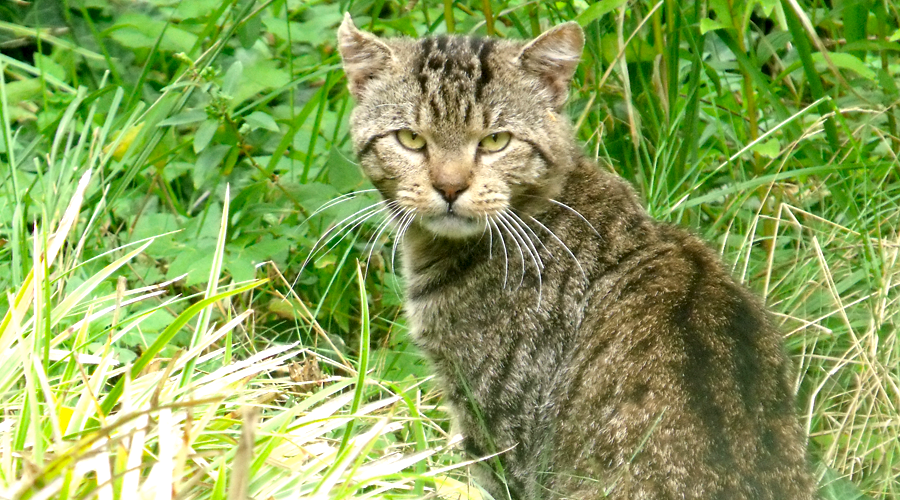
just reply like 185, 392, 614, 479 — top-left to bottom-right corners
545, 163, 814, 499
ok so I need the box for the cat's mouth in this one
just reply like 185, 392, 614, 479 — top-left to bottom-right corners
419, 213, 486, 239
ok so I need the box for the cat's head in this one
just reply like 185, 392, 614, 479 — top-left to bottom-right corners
338, 15, 584, 239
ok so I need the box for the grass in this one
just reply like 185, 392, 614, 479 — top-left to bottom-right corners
1, 0, 898, 499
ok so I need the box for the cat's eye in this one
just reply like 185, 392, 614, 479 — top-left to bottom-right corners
479, 132, 511, 153
396, 129, 427, 151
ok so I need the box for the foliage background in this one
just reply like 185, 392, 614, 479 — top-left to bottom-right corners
0, 0, 898, 498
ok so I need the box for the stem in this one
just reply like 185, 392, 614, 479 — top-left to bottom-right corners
443, 0, 455, 33
482, 0, 495, 36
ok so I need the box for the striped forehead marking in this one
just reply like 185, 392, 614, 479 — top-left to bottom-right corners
413, 36, 496, 101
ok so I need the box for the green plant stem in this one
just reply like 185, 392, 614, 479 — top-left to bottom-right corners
443, 0, 455, 33
781, 0, 840, 153
482, 0, 495, 36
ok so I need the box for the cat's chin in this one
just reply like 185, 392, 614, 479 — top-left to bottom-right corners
419, 214, 486, 239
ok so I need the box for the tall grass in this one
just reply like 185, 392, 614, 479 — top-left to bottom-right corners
1, 0, 898, 498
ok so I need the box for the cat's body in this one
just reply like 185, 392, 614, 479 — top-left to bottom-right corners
338, 15, 815, 499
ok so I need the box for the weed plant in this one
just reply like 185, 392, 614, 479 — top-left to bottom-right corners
0, 0, 898, 499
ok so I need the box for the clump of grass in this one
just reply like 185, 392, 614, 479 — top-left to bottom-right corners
0, 76, 476, 500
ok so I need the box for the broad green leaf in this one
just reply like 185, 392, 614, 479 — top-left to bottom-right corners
106, 13, 198, 52
326, 147, 365, 192
244, 111, 280, 132
194, 119, 219, 153
232, 59, 289, 106
194, 144, 231, 188
812, 52, 876, 80
222, 61, 244, 97
751, 138, 781, 158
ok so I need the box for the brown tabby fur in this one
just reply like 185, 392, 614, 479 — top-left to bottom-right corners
337, 14, 815, 499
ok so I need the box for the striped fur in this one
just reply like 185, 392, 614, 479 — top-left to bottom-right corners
338, 15, 815, 499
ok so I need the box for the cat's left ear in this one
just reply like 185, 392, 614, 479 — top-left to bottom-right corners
518, 22, 584, 108
338, 13, 394, 99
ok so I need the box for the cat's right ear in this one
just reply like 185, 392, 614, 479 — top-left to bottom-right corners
338, 13, 394, 100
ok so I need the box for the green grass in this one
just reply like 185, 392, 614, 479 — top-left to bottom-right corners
0, 0, 898, 498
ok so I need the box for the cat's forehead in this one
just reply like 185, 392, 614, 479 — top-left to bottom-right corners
389, 35, 515, 134
411, 35, 497, 98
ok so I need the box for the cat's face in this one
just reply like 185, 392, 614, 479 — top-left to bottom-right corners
338, 16, 583, 239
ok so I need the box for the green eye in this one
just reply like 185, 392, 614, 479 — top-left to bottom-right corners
396, 129, 426, 150
479, 132, 511, 152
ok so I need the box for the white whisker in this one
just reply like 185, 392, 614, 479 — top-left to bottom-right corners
364, 202, 404, 277
391, 209, 416, 275
503, 211, 544, 270
304, 188, 380, 221
496, 213, 527, 289
317, 204, 392, 266
545, 198, 600, 236
501, 210, 543, 307
488, 217, 509, 288
299, 200, 387, 270
520, 211, 587, 282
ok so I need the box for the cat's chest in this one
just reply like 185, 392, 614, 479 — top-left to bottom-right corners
404, 260, 577, 352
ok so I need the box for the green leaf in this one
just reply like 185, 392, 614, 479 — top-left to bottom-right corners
751, 138, 781, 158
575, 0, 628, 26
106, 13, 198, 53
244, 111, 280, 132
222, 61, 243, 97
194, 144, 231, 189
33, 53, 66, 80
700, 18, 729, 34
285, 182, 341, 215
3, 79, 42, 105
812, 52, 876, 80
326, 147, 365, 192
158, 109, 208, 126
194, 119, 219, 153
232, 59, 289, 106
166, 243, 216, 285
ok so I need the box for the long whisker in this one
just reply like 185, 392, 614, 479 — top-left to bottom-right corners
508, 210, 549, 256
485, 215, 494, 259
495, 213, 527, 289
298, 200, 388, 273
386, 208, 415, 298
291, 199, 386, 292
390, 209, 416, 275
304, 202, 389, 272
520, 211, 587, 282
304, 188, 380, 222
315, 204, 392, 266
544, 198, 600, 236
488, 217, 509, 288
364, 202, 405, 278
502, 211, 544, 270
501, 210, 543, 307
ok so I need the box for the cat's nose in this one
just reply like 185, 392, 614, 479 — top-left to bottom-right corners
431, 165, 470, 204
434, 181, 468, 203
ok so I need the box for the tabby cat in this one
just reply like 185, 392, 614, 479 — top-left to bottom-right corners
337, 14, 815, 499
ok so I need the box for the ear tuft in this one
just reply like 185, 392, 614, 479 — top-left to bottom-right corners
518, 22, 584, 108
337, 13, 394, 99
